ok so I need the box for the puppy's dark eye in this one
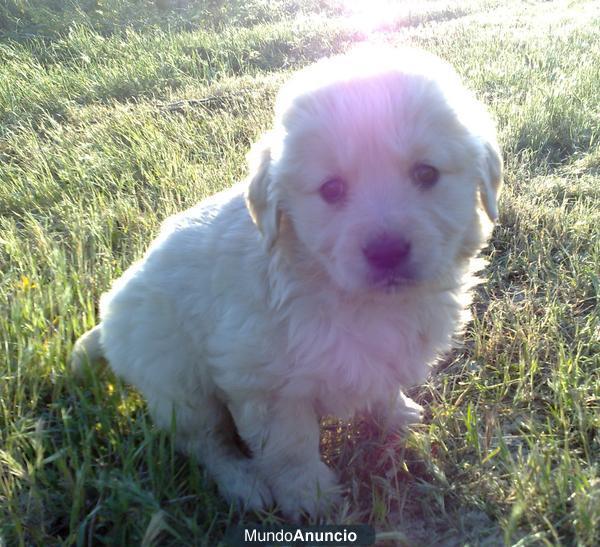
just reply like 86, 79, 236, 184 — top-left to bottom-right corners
319, 177, 346, 204
411, 164, 439, 188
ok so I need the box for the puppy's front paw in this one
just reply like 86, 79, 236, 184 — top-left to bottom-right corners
373, 392, 424, 433
390, 392, 423, 426
270, 461, 341, 521
217, 459, 273, 512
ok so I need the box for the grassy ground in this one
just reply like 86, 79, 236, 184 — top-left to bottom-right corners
1, 0, 598, 545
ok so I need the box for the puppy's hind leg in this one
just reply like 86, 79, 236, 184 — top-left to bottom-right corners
71, 324, 105, 376
150, 394, 273, 512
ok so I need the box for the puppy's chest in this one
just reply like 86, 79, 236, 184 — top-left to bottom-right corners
284, 301, 429, 416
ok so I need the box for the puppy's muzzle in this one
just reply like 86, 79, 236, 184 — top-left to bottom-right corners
363, 233, 413, 286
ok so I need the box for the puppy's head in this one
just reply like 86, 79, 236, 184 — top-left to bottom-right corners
246, 46, 502, 293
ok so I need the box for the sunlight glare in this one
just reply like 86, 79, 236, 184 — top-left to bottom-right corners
342, 0, 417, 34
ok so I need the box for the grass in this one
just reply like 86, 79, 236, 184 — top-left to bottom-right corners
0, 0, 598, 545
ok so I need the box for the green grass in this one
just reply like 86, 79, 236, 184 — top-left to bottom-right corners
1, 0, 599, 545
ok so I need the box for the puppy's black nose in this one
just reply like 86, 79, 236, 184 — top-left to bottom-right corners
363, 234, 411, 271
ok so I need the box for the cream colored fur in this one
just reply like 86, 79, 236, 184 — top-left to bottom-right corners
71, 46, 502, 519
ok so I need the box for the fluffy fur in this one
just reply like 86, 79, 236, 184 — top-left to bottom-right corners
71, 46, 502, 519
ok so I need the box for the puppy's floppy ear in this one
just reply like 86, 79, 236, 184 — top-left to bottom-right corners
479, 138, 503, 222
245, 132, 280, 249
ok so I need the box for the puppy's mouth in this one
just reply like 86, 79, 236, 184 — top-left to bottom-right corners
368, 268, 418, 293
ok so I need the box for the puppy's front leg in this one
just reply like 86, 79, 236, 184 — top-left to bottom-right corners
372, 391, 424, 432
230, 397, 341, 520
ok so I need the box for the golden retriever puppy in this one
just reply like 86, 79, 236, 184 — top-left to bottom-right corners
72, 46, 502, 519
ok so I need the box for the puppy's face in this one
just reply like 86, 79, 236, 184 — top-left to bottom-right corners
247, 48, 502, 294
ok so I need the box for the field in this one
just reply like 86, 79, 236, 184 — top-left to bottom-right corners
1, 0, 599, 545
